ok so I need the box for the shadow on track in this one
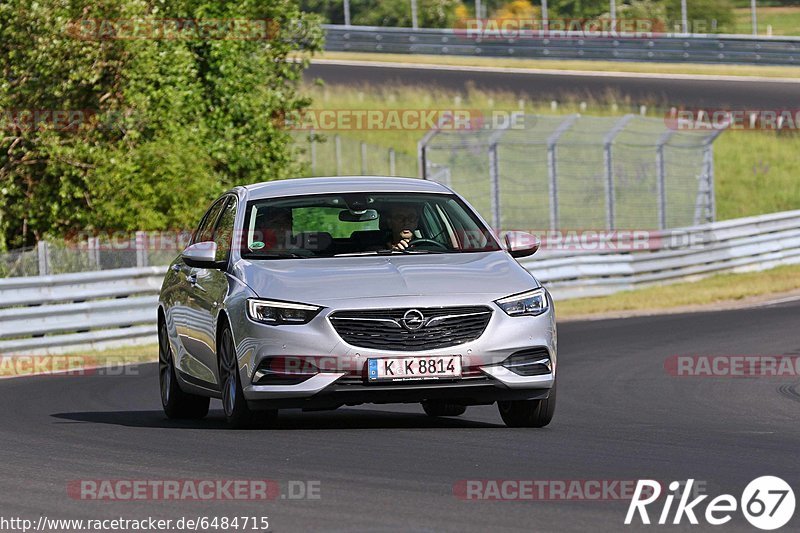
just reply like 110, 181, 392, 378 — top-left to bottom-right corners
50, 408, 504, 430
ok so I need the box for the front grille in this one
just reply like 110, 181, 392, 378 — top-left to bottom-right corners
329, 306, 492, 351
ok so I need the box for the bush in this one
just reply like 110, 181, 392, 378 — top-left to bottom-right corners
494, 1, 541, 19
0, 0, 323, 249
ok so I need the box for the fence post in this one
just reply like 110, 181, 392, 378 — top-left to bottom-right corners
547, 114, 579, 230
603, 114, 635, 230
706, 130, 723, 223
707, 146, 716, 222
417, 126, 441, 179
88, 236, 101, 269
310, 128, 317, 175
135, 231, 148, 267
360, 141, 367, 174
486, 120, 514, 230
37, 241, 50, 276
334, 135, 342, 175
389, 148, 396, 176
488, 143, 501, 230
655, 129, 676, 230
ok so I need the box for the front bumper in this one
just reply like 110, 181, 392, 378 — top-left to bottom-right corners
234, 294, 557, 409
246, 379, 552, 411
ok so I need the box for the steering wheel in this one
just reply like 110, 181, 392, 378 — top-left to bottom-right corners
408, 238, 449, 251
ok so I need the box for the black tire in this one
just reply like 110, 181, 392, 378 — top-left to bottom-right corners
158, 319, 209, 419
218, 325, 278, 429
421, 400, 467, 417
497, 382, 556, 428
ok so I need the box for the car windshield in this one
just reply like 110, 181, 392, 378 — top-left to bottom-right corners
240, 192, 501, 259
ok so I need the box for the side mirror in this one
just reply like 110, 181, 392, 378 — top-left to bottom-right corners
503, 231, 540, 259
181, 241, 223, 269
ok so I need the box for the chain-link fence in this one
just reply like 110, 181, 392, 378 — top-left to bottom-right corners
0, 234, 190, 278
294, 132, 417, 177
419, 114, 724, 231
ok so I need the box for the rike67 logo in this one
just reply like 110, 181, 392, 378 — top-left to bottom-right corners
625, 477, 795, 530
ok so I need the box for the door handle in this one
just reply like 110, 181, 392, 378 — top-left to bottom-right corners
171, 264, 182, 272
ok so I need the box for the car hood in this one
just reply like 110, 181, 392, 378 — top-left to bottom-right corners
235, 251, 539, 305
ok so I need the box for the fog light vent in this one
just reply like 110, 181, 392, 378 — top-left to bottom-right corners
501, 348, 552, 376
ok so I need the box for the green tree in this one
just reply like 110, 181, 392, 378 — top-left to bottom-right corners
0, 0, 323, 249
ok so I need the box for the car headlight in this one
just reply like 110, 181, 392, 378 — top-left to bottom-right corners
495, 288, 549, 317
247, 298, 323, 325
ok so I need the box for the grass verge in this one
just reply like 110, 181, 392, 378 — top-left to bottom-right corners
734, 7, 800, 36
316, 51, 800, 79
555, 263, 800, 319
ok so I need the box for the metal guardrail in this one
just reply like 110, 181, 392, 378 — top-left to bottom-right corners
0, 267, 166, 354
527, 209, 800, 299
323, 24, 800, 66
2, 210, 799, 354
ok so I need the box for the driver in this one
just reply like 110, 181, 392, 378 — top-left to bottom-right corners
255, 207, 294, 249
384, 203, 420, 251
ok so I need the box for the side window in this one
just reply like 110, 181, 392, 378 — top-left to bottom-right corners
213, 197, 238, 262
194, 198, 227, 244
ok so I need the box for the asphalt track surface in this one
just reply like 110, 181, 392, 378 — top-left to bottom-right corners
2, 300, 800, 532
305, 62, 800, 108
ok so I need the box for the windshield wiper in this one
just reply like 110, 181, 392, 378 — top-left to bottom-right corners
247, 252, 308, 259
333, 249, 447, 257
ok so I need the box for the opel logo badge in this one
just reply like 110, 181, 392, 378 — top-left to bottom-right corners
401, 309, 425, 331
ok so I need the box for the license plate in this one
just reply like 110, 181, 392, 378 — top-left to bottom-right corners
367, 356, 462, 382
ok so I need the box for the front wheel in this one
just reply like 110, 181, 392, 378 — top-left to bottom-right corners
158, 320, 209, 419
497, 382, 556, 428
218, 325, 277, 429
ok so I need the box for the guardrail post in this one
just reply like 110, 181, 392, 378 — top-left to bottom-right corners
547, 114, 579, 230
389, 148, 396, 176
37, 241, 50, 276
603, 114, 635, 230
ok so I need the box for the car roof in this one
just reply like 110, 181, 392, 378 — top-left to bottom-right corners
242, 176, 452, 199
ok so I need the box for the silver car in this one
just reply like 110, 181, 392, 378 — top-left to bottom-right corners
158, 176, 556, 428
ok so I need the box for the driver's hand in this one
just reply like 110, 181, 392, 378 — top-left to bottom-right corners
392, 238, 411, 251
